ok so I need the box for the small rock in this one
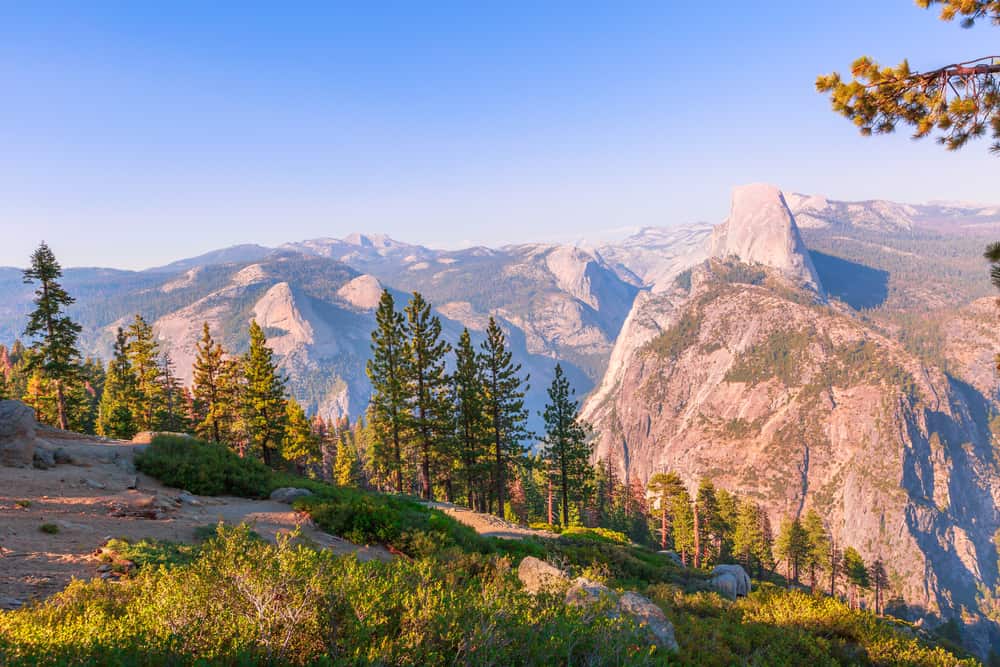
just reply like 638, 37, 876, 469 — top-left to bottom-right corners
177, 491, 202, 506
269, 487, 313, 504
618, 591, 679, 652
52, 447, 75, 464
566, 577, 618, 609
127, 476, 138, 490
97, 564, 112, 573
83, 478, 106, 490
33, 448, 56, 469
0, 596, 23, 610
517, 556, 569, 594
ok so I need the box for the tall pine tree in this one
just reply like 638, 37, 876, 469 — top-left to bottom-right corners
452, 328, 488, 509
403, 293, 451, 500
192, 323, 227, 443
22, 242, 82, 430
480, 316, 530, 517
366, 290, 410, 494
125, 315, 163, 431
97, 327, 137, 439
243, 320, 287, 467
539, 363, 592, 526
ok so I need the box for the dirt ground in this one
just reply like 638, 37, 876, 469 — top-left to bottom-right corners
422, 500, 559, 540
0, 430, 391, 610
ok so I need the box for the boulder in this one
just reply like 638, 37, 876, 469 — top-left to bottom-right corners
517, 556, 568, 594
33, 447, 56, 469
53, 447, 75, 464
658, 550, 684, 567
566, 577, 618, 609
0, 400, 37, 467
269, 487, 314, 504
618, 591, 679, 652
710, 564, 751, 598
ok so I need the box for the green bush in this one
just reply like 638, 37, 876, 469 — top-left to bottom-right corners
560, 526, 630, 545
39, 523, 59, 535
134, 434, 273, 497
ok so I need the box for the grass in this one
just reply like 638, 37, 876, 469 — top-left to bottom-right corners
39, 523, 59, 535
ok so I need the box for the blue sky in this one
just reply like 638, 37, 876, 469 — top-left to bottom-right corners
1, 1, 997, 269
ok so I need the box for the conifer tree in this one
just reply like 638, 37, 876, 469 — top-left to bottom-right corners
159, 352, 187, 433
97, 327, 137, 439
366, 290, 409, 494
647, 471, 687, 550
843, 547, 869, 609
775, 517, 810, 584
869, 558, 890, 615
828, 537, 843, 598
670, 487, 695, 565
715, 488, 740, 561
818, 1, 1000, 154
403, 292, 451, 500
453, 328, 488, 509
125, 315, 163, 431
283, 398, 320, 473
695, 478, 722, 568
734, 501, 773, 578
22, 242, 82, 430
479, 316, 530, 517
217, 356, 246, 453
539, 363, 592, 527
334, 433, 362, 486
802, 510, 830, 592
242, 320, 287, 467
192, 323, 227, 443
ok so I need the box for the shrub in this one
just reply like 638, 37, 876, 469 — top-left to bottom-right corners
135, 434, 273, 497
560, 526, 630, 545
39, 524, 59, 534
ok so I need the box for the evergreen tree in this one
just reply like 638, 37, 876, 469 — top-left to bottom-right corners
283, 398, 320, 473
670, 487, 695, 564
715, 487, 740, 561
828, 536, 843, 598
403, 292, 451, 501
539, 363, 592, 527
242, 320, 287, 467
775, 517, 810, 584
96, 327, 136, 439
452, 328, 488, 510
125, 315, 163, 431
22, 242, 82, 430
334, 433, 362, 486
802, 510, 830, 592
217, 356, 247, 453
695, 478, 722, 568
366, 290, 410, 494
817, 1, 1000, 154
480, 316, 530, 518
192, 323, 227, 443
647, 471, 687, 551
159, 353, 187, 433
869, 558, 890, 615
843, 547, 869, 609
734, 501, 773, 578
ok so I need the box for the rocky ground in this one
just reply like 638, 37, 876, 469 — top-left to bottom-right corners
421, 500, 559, 540
0, 429, 393, 610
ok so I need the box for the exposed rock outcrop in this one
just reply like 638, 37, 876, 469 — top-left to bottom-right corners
517, 556, 568, 594
269, 487, 314, 504
711, 565, 752, 599
0, 400, 37, 467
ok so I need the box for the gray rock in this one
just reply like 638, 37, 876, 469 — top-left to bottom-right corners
517, 556, 568, 594
710, 564, 751, 599
52, 447, 75, 464
618, 591, 679, 652
33, 447, 56, 469
658, 550, 684, 567
0, 400, 37, 467
177, 491, 202, 506
83, 478, 107, 490
566, 577, 618, 609
269, 487, 313, 504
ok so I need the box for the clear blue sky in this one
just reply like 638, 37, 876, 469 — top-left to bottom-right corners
1, 1, 997, 269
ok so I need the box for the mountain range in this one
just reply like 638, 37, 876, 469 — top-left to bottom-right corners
4, 185, 1000, 651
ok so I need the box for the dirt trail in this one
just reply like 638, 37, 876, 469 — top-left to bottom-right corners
0, 431, 390, 610
421, 501, 559, 540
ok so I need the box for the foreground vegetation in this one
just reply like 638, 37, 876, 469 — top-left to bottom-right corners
0, 435, 977, 666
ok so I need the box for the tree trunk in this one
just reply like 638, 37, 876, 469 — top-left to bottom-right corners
547, 477, 554, 525
560, 455, 570, 527
660, 503, 667, 550
693, 501, 701, 569
54, 379, 67, 430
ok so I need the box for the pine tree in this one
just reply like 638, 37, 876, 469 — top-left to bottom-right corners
96, 327, 136, 439
217, 356, 246, 453
125, 315, 163, 431
843, 547, 869, 609
452, 328, 488, 510
283, 398, 320, 473
192, 323, 227, 443
366, 290, 410, 494
715, 488, 739, 561
243, 320, 287, 467
403, 293, 451, 500
334, 433, 362, 486
539, 364, 592, 527
734, 501, 773, 578
817, 1, 1000, 154
869, 558, 890, 615
647, 471, 686, 551
775, 517, 810, 585
695, 478, 722, 568
22, 242, 82, 430
480, 316, 530, 518
159, 352, 187, 433
828, 536, 843, 598
671, 488, 695, 565
802, 510, 830, 592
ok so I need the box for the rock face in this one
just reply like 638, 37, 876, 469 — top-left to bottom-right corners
0, 400, 37, 467
517, 556, 568, 594
709, 183, 823, 296
711, 565, 751, 599
618, 591, 679, 652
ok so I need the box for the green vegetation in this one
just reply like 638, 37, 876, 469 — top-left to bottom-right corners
725, 328, 813, 385
135, 434, 273, 497
647, 309, 704, 359
38, 523, 59, 535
